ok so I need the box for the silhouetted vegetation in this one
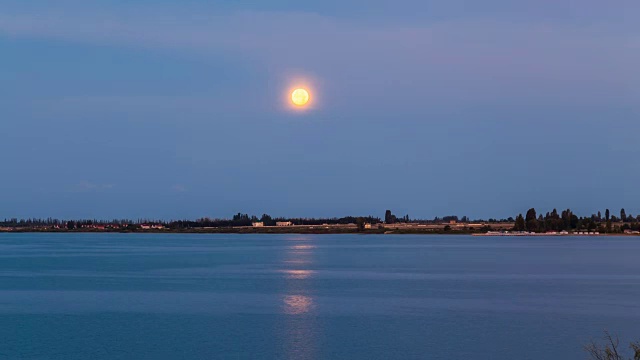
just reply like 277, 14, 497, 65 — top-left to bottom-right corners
1, 207, 639, 234
0, 214, 381, 232
510, 207, 640, 234
585, 332, 640, 360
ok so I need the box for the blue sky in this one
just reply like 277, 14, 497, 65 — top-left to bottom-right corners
1, 0, 639, 220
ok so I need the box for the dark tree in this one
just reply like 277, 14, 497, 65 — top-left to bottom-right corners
385, 210, 393, 224
514, 214, 526, 231
537, 214, 545, 231
231, 213, 252, 226
260, 214, 275, 226
570, 213, 579, 229
606, 209, 610, 221
356, 217, 365, 232
525, 208, 538, 232
621, 209, 627, 223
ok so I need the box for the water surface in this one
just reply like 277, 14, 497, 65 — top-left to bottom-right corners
1, 233, 639, 359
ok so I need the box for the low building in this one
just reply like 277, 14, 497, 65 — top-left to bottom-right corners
252, 222, 264, 227
276, 221, 293, 227
364, 223, 372, 229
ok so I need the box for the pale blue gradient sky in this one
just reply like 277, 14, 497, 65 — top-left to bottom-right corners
1, 0, 639, 220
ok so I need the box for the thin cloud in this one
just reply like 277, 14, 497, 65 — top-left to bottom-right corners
172, 185, 187, 193
0, 4, 637, 108
73, 181, 115, 192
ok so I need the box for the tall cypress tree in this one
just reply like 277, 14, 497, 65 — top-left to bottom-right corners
514, 214, 526, 231
525, 208, 538, 232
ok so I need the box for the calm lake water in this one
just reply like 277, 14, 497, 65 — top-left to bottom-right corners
0, 233, 639, 359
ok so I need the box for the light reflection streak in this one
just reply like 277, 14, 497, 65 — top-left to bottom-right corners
283, 295, 314, 315
281, 269, 315, 280
290, 244, 315, 250
283, 259, 310, 265
280, 236, 318, 359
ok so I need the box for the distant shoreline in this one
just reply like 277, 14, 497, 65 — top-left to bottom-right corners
1, 227, 638, 236
4, 208, 639, 236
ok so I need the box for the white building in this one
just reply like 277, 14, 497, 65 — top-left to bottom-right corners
252, 222, 264, 227
276, 221, 293, 227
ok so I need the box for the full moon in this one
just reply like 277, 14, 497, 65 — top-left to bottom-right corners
291, 88, 310, 106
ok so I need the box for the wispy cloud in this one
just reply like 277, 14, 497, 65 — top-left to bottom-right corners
1, 3, 638, 108
172, 184, 187, 193
73, 181, 115, 192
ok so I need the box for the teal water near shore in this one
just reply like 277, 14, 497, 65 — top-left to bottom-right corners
1, 233, 639, 359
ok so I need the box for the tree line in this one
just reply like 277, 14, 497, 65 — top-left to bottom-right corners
2, 208, 639, 233
513, 208, 640, 233
0, 213, 382, 230
383, 210, 513, 224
